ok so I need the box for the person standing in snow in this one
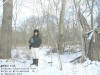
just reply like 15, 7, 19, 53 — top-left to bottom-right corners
29, 29, 42, 66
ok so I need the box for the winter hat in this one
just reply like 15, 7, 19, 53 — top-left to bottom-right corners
34, 29, 39, 33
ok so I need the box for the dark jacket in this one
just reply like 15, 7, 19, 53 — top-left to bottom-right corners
29, 35, 42, 49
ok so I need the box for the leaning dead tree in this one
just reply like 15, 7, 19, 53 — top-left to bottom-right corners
77, 0, 100, 61
70, 7, 90, 63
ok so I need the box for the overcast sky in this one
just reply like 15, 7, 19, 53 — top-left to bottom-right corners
0, 0, 74, 26
0, 0, 99, 27
0, 0, 44, 26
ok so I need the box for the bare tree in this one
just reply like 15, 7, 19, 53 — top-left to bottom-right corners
91, 0, 94, 29
58, 0, 66, 54
0, 0, 13, 59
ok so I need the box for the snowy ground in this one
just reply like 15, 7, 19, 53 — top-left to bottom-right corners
0, 47, 100, 75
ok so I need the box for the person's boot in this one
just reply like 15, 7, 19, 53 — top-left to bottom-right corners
31, 59, 36, 65
35, 59, 38, 66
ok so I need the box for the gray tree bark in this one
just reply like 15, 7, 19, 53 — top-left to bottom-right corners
91, 0, 94, 29
58, 0, 66, 54
0, 0, 13, 59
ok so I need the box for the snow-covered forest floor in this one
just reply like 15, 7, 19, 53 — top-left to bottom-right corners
0, 46, 100, 75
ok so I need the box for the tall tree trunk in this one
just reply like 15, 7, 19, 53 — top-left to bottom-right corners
0, 0, 13, 59
91, 0, 94, 29
58, 0, 66, 54
96, 0, 100, 28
